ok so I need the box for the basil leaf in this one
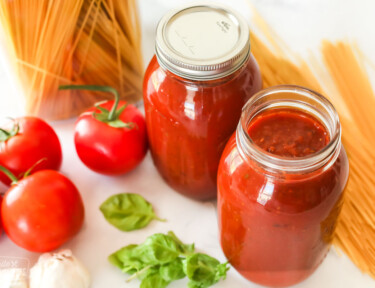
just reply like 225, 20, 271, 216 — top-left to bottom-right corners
159, 258, 185, 282
137, 233, 181, 265
109, 233, 184, 274
214, 263, 230, 282
188, 281, 205, 288
167, 231, 195, 255
109, 232, 229, 288
138, 266, 159, 280
108, 252, 124, 270
100, 193, 165, 231
140, 273, 170, 288
109, 244, 145, 274
183, 253, 229, 288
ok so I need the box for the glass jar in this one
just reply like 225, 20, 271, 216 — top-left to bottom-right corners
143, 4, 262, 200
217, 85, 349, 287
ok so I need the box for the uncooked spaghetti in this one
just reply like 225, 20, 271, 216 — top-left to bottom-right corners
248, 8, 375, 278
0, 0, 143, 120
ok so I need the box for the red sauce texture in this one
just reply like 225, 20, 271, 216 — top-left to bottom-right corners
249, 109, 329, 157
143, 55, 262, 200
218, 108, 349, 287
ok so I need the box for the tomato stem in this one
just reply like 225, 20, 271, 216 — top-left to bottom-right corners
0, 120, 19, 142
107, 89, 120, 121
23, 158, 47, 178
0, 128, 10, 136
58, 85, 120, 121
0, 166, 18, 184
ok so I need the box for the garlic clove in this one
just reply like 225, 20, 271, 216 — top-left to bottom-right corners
29, 249, 90, 288
0, 267, 28, 288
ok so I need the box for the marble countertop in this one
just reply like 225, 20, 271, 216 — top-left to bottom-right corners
0, 0, 374, 287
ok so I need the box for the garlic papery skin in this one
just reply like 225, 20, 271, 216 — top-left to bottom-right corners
29, 250, 90, 288
0, 267, 28, 288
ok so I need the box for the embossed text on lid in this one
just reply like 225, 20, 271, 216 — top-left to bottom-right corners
155, 3, 250, 80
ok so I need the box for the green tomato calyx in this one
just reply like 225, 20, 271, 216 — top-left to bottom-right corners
0, 119, 19, 142
0, 166, 18, 185
0, 158, 47, 185
59, 85, 136, 129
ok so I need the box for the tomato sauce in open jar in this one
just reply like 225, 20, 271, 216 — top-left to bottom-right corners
218, 85, 349, 287
143, 4, 262, 200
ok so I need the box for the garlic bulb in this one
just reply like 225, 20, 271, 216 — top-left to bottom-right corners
29, 250, 90, 288
0, 267, 28, 288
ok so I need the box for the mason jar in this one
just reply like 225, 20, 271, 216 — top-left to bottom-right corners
143, 3, 262, 200
218, 85, 349, 286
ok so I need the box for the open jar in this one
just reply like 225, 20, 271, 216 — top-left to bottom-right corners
218, 85, 349, 287
143, 3, 262, 200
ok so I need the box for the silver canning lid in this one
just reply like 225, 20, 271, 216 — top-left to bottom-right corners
155, 3, 250, 81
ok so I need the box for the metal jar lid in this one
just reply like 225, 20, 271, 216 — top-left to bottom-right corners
155, 3, 250, 81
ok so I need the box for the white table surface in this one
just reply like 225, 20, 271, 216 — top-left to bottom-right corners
0, 0, 375, 287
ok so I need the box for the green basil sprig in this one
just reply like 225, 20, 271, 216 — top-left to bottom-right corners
184, 253, 229, 288
109, 231, 229, 288
100, 193, 165, 231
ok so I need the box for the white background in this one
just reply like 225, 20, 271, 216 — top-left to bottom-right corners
0, 0, 375, 287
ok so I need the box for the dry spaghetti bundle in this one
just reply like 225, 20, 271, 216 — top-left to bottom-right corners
249, 13, 375, 278
321, 43, 375, 276
0, 0, 143, 120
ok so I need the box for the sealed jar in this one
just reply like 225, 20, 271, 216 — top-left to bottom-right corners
218, 85, 349, 287
143, 4, 262, 200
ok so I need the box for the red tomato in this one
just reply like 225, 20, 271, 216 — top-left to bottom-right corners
74, 101, 148, 175
0, 117, 62, 185
1, 170, 84, 252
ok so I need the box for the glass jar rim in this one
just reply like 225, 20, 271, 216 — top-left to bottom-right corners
236, 85, 342, 173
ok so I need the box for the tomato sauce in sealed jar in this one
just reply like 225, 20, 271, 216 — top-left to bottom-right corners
143, 4, 262, 200
218, 85, 349, 287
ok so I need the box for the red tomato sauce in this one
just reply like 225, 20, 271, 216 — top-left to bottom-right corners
143, 55, 262, 200
249, 109, 330, 157
218, 108, 348, 287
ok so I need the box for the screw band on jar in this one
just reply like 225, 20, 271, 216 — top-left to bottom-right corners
155, 3, 251, 80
